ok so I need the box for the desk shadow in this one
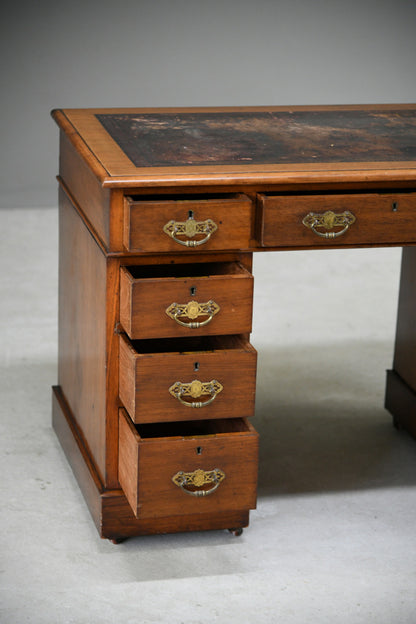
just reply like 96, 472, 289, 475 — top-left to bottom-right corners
253, 340, 416, 497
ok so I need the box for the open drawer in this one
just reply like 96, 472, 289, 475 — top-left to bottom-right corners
120, 261, 254, 340
118, 408, 259, 519
119, 334, 257, 423
124, 193, 253, 252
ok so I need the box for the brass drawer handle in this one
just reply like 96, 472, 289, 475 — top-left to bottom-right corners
163, 215, 218, 247
166, 300, 220, 328
172, 468, 226, 497
169, 379, 223, 408
302, 210, 356, 239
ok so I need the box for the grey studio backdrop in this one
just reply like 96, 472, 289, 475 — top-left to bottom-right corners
2, 2, 416, 623
1, 0, 416, 209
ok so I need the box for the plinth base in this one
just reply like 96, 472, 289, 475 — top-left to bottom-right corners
52, 386, 250, 541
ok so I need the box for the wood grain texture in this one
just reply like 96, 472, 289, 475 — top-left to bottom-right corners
124, 193, 253, 252
53, 105, 416, 188
58, 188, 107, 483
118, 409, 258, 519
58, 129, 111, 248
258, 191, 416, 247
118, 334, 257, 423
119, 261, 254, 339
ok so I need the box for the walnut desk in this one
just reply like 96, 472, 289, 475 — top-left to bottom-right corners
51, 105, 416, 542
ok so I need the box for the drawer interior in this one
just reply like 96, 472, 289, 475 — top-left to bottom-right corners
126, 334, 255, 355
118, 333, 257, 423
124, 261, 249, 280
134, 416, 255, 441
257, 190, 416, 248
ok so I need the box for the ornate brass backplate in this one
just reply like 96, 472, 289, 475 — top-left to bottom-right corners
169, 379, 223, 408
302, 210, 356, 239
163, 215, 218, 247
172, 468, 226, 496
165, 300, 220, 328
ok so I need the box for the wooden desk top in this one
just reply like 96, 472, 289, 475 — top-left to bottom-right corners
52, 104, 416, 188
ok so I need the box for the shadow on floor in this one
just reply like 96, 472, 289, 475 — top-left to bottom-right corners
253, 340, 416, 497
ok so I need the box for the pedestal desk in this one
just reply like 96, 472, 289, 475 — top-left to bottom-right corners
51, 105, 416, 542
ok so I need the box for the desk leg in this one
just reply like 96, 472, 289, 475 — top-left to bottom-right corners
385, 247, 416, 439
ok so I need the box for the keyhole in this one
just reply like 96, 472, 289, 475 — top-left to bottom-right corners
392, 202, 398, 212
196, 446, 202, 455
194, 361, 200, 371
190, 286, 197, 296
188, 210, 194, 219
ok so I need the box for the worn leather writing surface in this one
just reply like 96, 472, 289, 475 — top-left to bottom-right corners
96, 110, 416, 167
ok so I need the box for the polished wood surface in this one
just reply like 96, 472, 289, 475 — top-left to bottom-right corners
51, 105, 416, 542
119, 334, 257, 423
58, 188, 108, 484
124, 193, 253, 252
118, 409, 258, 519
258, 191, 416, 247
119, 261, 254, 340
52, 105, 416, 187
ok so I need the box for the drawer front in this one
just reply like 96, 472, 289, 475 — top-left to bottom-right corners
118, 409, 259, 519
124, 194, 253, 252
120, 262, 254, 340
119, 334, 257, 423
258, 192, 416, 247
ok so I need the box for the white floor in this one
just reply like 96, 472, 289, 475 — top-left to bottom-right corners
1, 207, 416, 624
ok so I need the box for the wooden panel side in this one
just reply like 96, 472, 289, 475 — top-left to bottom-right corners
59, 130, 111, 249
52, 386, 104, 533
118, 410, 140, 515
118, 335, 137, 417
105, 256, 123, 488
58, 188, 107, 482
392, 246, 416, 388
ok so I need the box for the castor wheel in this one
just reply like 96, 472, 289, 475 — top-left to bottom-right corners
110, 537, 126, 544
228, 528, 243, 536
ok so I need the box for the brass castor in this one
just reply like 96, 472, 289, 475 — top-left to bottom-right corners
228, 528, 243, 536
